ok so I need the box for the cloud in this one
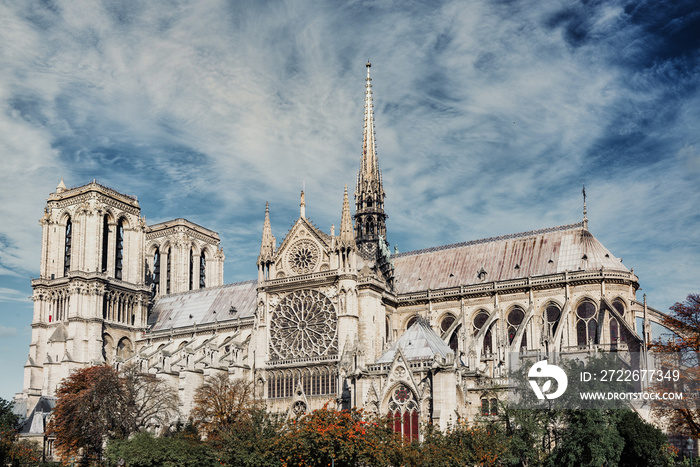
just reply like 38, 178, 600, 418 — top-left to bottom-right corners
0, 0, 696, 316
0, 326, 18, 338
0, 287, 30, 303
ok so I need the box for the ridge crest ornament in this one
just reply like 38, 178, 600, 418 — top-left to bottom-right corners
270, 289, 337, 360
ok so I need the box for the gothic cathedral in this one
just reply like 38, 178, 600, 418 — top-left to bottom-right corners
17, 63, 662, 438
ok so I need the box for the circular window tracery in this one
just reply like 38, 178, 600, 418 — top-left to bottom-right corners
270, 289, 337, 360
286, 240, 320, 274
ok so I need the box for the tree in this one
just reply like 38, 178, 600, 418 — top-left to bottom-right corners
273, 406, 405, 467
47, 364, 177, 464
191, 374, 280, 467
106, 431, 217, 467
651, 293, 700, 437
413, 420, 512, 467
546, 409, 624, 467
0, 397, 20, 466
615, 410, 673, 467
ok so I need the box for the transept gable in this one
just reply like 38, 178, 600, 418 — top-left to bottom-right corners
273, 217, 332, 276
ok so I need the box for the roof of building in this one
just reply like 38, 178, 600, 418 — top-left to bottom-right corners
376, 317, 454, 363
149, 280, 258, 331
18, 396, 55, 435
392, 223, 626, 294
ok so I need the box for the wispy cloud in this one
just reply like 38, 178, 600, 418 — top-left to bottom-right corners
0, 326, 18, 338
0, 1, 697, 317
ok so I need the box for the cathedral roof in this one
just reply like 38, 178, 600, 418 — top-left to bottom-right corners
18, 396, 55, 435
376, 317, 454, 363
148, 280, 257, 331
392, 223, 626, 294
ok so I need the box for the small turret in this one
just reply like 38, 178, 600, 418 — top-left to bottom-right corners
258, 202, 276, 281
340, 185, 355, 246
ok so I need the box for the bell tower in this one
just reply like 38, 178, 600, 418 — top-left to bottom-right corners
23, 180, 150, 411
354, 61, 388, 258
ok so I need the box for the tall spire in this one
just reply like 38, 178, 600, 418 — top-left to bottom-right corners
259, 202, 275, 261
361, 61, 378, 181
340, 185, 354, 245
354, 61, 387, 254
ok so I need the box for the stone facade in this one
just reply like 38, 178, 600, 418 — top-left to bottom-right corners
17, 63, 665, 437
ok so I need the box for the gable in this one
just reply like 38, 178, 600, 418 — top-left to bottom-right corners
273, 218, 332, 277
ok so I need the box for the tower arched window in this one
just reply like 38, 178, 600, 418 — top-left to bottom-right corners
199, 252, 206, 288
64, 217, 72, 276
115, 219, 124, 280
189, 249, 194, 290
576, 301, 598, 346
166, 247, 171, 295
152, 247, 160, 295
101, 215, 109, 272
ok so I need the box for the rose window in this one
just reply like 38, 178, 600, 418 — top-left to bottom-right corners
287, 240, 320, 274
270, 289, 337, 360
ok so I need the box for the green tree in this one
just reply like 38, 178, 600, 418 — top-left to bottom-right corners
615, 410, 673, 467
106, 431, 217, 467
0, 397, 20, 466
546, 409, 623, 467
412, 420, 511, 467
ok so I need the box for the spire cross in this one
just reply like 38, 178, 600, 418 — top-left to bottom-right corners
582, 184, 588, 230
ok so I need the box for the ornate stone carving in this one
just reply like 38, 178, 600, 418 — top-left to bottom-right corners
269, 289, 337, 360
286, 239, 320, 274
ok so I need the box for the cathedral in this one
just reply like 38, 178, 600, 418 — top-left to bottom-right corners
17, 63, 662, 440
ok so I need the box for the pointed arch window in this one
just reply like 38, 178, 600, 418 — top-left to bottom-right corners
507, 307, 525, 345
576, 301, 598, 346
152, 248, 160, 292
610, 318, 619, 346
189, 249, 194, 290
440, 314, 455, 333
545, 304, 561, 336
115, 219, 124, 280
101, 215, 109, 272
388, 384, 419, 441
473, 310, 493, 356
199, 252, 206, 288
64, 217, 72, 276
166, 247, 171, 295
612, 300, 626, 343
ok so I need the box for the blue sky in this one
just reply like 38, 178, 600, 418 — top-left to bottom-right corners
0, 0, 698, 401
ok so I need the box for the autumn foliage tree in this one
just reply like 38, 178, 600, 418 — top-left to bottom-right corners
651, 293, 700, 438
273, 405, 405, 467
48, 364, 177, 464
191, 374, 279, 467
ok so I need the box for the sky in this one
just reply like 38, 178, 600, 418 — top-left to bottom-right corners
0, 0, 698, 401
